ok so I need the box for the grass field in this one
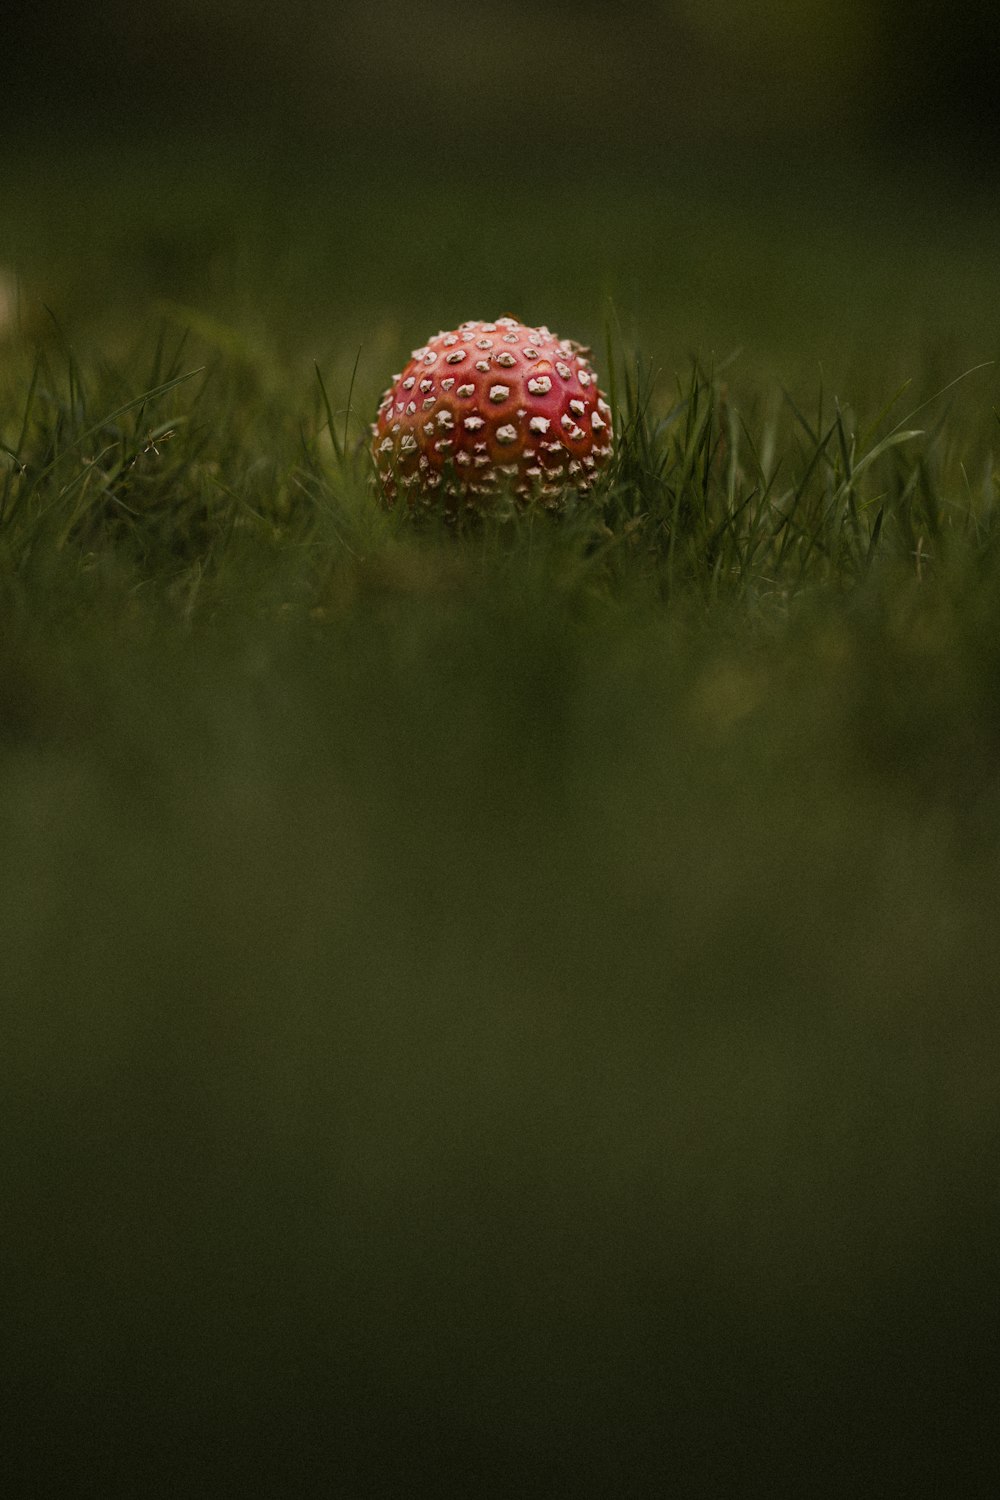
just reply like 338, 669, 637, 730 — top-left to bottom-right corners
4, 135, 1000, 1494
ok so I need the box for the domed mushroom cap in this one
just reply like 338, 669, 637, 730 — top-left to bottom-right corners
371, 317, 613, 509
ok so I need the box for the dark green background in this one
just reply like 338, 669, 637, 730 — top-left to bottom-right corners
4, 6, 1000, 1497
8, 0, 1000, 159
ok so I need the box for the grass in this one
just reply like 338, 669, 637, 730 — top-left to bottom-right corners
4, 138, 1000, 1495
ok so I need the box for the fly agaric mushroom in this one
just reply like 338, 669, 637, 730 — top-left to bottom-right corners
371, 317, 613, 509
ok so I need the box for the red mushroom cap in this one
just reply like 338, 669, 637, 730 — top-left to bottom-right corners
371, 317, 613, 509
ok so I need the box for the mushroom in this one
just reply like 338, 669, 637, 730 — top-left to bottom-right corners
371, 317, 614, 509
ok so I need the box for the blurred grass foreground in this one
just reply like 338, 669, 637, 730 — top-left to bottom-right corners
4, 5, 1000, 1494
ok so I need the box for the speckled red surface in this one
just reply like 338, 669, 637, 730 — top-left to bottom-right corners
372, 317, 613, 508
